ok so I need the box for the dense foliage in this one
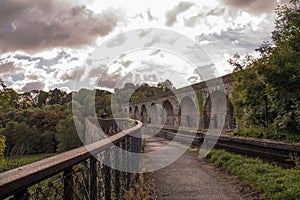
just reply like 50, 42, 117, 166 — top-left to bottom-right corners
0, 82, 112, 156
230, 0, 300, 135
0, 78, 173, 157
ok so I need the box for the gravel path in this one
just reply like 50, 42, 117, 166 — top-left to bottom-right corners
143, 137, 261, 200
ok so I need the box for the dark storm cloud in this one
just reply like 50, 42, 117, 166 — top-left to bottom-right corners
0, 0, 121, 53
21, 81, 45, 92
0, 62, 22, 74
165, 2, 195, 26
221, 0, 277, 14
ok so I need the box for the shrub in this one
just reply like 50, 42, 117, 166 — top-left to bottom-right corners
207, 150, 300, 200
233, 126, 300, 143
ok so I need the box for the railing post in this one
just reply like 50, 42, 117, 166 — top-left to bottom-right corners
103, 150, 111, 200
133, 129, 142, 183
114, 144, 121, 199
89, 157, 98, 200
63, 168, 73, 200
120, 140, 126, 196
126, 136, 131, 190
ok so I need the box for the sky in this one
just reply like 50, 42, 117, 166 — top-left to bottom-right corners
0, 0, 290, 92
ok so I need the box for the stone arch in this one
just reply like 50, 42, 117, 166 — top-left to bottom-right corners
149, 102, 161, 124
180, 96, 198, 128
140, 104, 148, 123
204, 90, 232, 130
134, 106, 139, 120
129, 107, 133, 119
162, 100, 174, 125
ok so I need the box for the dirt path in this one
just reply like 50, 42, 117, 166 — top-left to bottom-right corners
143, 137, 261, 200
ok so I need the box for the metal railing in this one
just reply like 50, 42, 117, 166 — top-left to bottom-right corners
0, 118, 143, 200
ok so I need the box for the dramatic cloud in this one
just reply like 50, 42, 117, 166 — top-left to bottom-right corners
221, 0, 277, 14
0, 62, 22, 74
0, 0, 121, 53
14, 51, 72, 74
21, 81, 45, 92
165, 2, 194, 26
62, 67, 85, 81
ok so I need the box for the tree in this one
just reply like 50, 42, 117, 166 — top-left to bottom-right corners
1, 121, 41, 155
256, 0, 300, 132
157, 79, 175, 91
229, 54, 268, 127
36, 90, 49, 107
230, 0, 300, 132
55, 115, 83, 152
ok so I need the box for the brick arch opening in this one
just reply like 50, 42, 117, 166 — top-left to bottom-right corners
141, 104, 148, 123
180, 96, 198, 128
162, 100, 174, 126
129, 107, 133, 115
134, 106, 139, 120
204, 91, 234, 130
149, 102, 161, 124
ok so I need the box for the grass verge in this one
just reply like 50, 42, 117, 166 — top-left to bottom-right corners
232, 127, 300, 143
207, 150, 300, 200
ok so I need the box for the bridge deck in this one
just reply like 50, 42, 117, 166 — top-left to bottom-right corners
143, 137, 254, 200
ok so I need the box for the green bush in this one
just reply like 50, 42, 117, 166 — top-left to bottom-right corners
0, 135, 6, 169
207, 150, 300, 199
233, 126, 300, 143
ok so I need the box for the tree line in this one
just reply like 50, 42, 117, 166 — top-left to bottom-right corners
0, 84, 112, 157
0, 79, 173, 158
230, 0, 300, 138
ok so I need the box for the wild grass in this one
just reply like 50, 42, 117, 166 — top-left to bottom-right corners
122, 173, 155, 200
207, 150, 300, 200
232, 126, 300, 143
0, 153, 55, 172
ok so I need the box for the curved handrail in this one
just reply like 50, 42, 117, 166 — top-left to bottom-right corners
0, 119, 142, 199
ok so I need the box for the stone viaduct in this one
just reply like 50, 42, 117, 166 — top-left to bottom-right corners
122, 74, 236, 131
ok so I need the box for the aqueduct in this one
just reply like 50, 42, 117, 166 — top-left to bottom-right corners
122, 74, 236, 131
